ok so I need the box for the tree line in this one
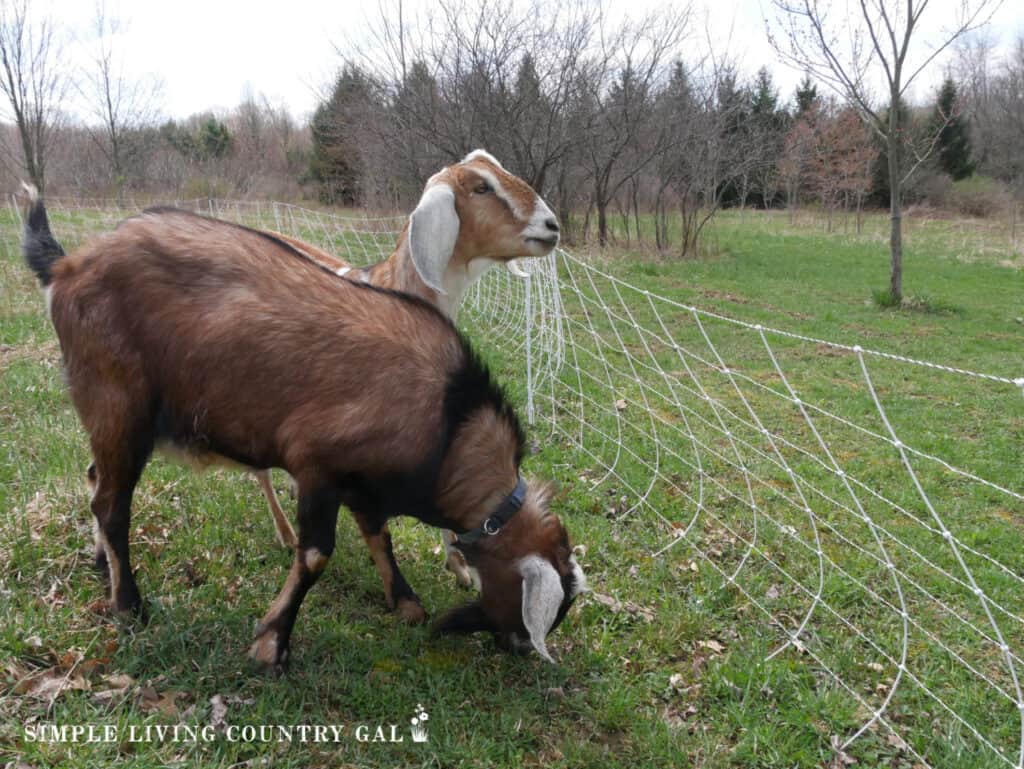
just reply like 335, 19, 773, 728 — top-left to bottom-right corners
1, 0, 1021, 273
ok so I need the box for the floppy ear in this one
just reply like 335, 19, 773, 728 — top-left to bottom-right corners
431, 601, 493, 637
408, 183, 459, 294
520, 555, 565, 663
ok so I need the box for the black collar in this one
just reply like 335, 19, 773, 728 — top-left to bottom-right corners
456, 477, 528, 546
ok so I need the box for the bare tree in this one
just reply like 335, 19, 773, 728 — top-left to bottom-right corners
778, 110, 816, 218
0, 0, 68, 193
578, 8, 690, 246
989, 36, 1024, 184
768, 0, 999, 303
808, 102, 877, 232
951, 32, 998, 171
655, 57, 754, 256
79, 3, 163, 202
338, 0, 592, 195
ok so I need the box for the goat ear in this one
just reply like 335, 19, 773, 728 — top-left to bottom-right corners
520, 555, 564, 663
431, 601, 493, 637
408, 183, 459, 295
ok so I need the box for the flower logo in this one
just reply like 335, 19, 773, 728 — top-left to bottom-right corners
410, 703, 429, 743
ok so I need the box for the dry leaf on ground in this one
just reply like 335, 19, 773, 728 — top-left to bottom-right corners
589, 592, 655, 622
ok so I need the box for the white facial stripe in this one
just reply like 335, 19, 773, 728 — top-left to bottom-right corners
462, 148, 504, 169
473, 166, 529, 220
336, 266, 352, 277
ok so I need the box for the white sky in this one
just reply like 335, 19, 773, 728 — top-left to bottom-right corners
46, 0, 1024, 123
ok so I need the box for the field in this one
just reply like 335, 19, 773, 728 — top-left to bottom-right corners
1, 201, 1022, 768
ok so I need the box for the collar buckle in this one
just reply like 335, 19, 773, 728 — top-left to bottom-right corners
456, 476, 527, 546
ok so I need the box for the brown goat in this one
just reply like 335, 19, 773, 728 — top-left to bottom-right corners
23, 192, 584, 671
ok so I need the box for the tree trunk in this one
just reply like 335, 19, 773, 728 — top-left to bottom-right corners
887, 122, 903, 304
631, 180, 642, 247
655, 186, 668, 250
597, 200, 609, 247
15, 118, 44, 193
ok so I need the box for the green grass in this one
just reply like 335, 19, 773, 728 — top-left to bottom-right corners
1, 204, 1022, 768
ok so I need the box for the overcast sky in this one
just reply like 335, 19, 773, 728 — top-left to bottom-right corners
47, 0, 1024, 123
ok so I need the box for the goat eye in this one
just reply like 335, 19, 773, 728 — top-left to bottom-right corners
474, 182, 491, 195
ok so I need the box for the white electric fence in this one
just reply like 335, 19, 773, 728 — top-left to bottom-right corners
5, 197, 1023, 767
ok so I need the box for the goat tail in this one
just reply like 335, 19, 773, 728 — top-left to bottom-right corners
20, 182, 65, 287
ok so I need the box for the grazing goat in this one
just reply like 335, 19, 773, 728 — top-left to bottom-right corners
23, 191, 584, 671
236, 150, 560, 590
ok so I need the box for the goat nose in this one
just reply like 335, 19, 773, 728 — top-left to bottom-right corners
545, 218, 560, 232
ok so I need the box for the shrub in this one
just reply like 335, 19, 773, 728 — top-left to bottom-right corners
872, 288, 901, 309
943, 175, 1012, 218
872, 289, 963, 314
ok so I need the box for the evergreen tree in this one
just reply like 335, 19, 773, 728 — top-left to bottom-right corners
749, 67, 787, 208
198, 118, 231, 160
794, 74, 818, 117
515, 53, 542, 106
750, 67, 779, 119
931, 77, 974, 180
160, 116, 231, 163
310, 63, 373, 205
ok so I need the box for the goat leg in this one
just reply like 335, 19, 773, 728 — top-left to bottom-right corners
441, 529, 474, 588
86, 461, 109, 577
249, 484, 339, 674
89, 430, 151, 617
354, 515, 427, 624
254, 470, 298, 549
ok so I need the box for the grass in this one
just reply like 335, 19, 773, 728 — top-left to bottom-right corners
1, 203, 1022, 768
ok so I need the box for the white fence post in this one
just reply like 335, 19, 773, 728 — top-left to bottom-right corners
524, 270, 535, 426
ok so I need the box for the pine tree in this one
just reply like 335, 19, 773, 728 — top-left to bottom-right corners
931, 77, 974, 180
310, 64, 373, 205
750, 67, 779, 119
198, 118, 231, 160
794, 74, 818, 117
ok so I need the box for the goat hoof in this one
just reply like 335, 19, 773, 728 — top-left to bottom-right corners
113, 599, 148, 625
249, 656, 287, 677
444, 553, 474, 589
276, 532, 298, 551
447, 565, 473, 589
249, 630, 288, 674
395, 599, 428, 624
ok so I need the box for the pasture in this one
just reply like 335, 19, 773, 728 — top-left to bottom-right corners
1, 201, 1022, 768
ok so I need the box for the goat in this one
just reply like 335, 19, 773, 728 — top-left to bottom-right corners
22, 190, 585, 671
220, 150, 560, 591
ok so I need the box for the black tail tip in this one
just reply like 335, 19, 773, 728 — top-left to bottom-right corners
20, 182, 65, 287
